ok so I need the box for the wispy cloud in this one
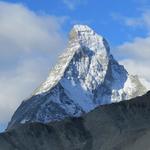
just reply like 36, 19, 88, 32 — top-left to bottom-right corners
63, 0, 86, 10
112, 10, 150, 30
0, 1, 67, 127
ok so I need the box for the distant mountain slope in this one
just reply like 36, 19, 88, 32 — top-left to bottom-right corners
1, 91, 150, 150
7, 25, 146, 129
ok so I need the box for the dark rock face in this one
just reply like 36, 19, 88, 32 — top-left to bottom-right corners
1, 92, 150, 150
7, 83, 85, 129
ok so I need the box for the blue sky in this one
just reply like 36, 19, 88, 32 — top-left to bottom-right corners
0, 0, 150, 132
4, 0, 148, 46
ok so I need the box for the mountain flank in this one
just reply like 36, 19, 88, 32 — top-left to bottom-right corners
1, 91, 150, 150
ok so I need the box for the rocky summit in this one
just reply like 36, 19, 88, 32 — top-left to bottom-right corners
7, 25, 146, 129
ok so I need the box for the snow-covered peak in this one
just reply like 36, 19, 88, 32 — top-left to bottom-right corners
7, 25, 147, 129
35, 24, 110, 95
69, 24, 110, 54
34, 25, 146, 101
71, 24, 93, 32
70, 24, 97, 41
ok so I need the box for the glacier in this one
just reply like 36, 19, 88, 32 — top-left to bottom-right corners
7, 25, 147, 129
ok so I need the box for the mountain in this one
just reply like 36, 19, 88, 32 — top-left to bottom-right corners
7, 25, 146, 129
1, 91, 150, 150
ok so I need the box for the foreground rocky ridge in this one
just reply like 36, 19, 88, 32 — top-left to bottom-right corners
7, 25, 146, 129
1, 91, 150, 150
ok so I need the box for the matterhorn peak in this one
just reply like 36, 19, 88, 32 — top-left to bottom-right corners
69, 24, 96, 40
7, 25, 147, 129
34, 24, 110, 95
71, 24, 93, 33
69, 24, 110, 54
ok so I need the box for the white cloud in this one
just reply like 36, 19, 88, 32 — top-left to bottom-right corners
116, 37, 150, 90
0, 1, 66, 60
0, 1, 67, 128
113, 10, 150, 90
117, 37, 150, 59
63, 0, 86, 10
119, 59, 150, 89
0, 58, 50, 124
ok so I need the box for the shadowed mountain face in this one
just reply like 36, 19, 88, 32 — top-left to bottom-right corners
1, 91, 150, 150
